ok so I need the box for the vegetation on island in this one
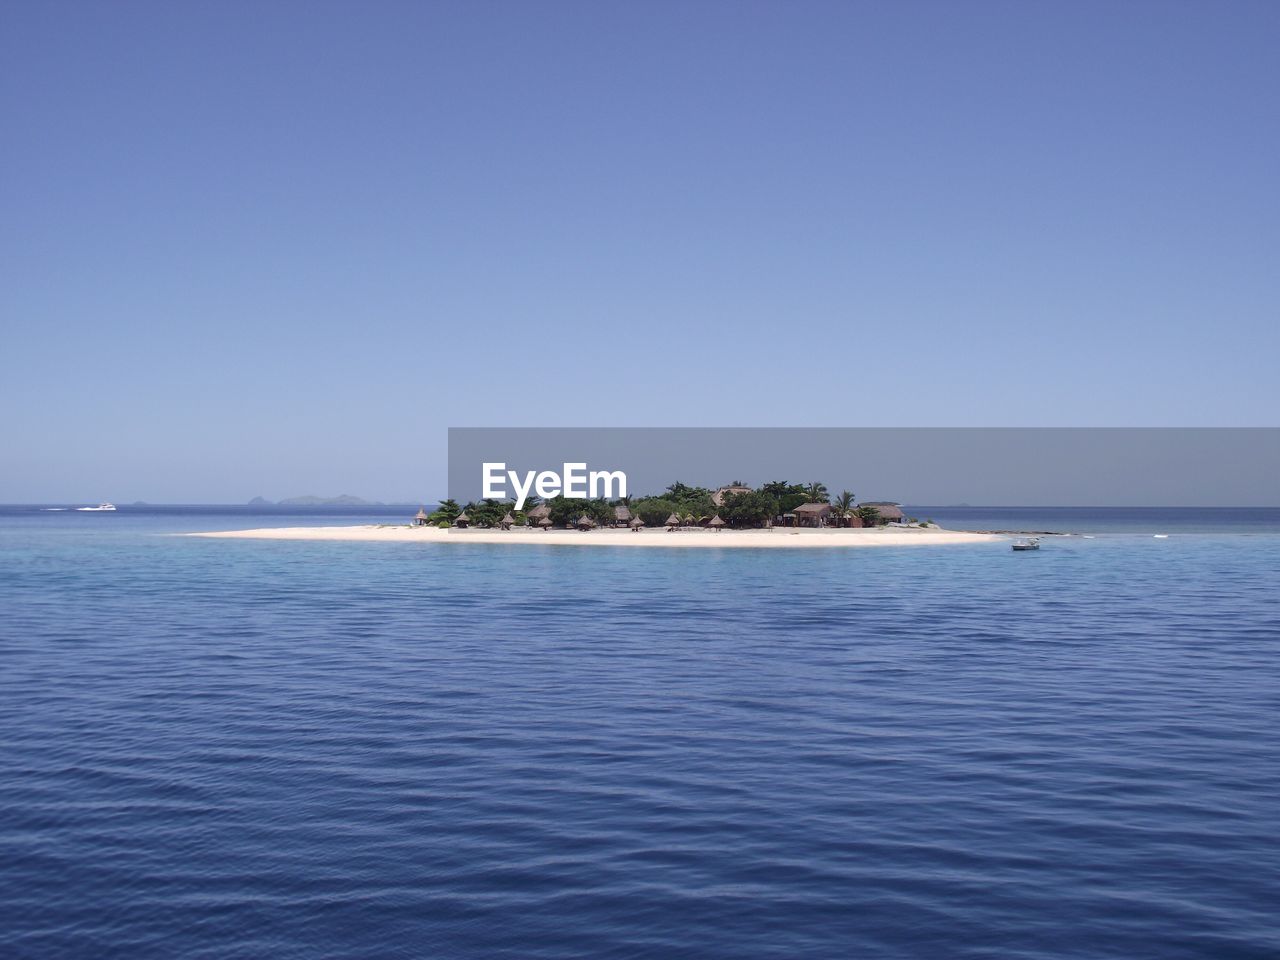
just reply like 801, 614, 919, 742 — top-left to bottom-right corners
423, 480, 913, 530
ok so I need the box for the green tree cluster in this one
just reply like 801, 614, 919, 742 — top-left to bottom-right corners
759, 480, 828, 514
427, 499, 462, 524
716, 491, 779, 527
460, 498, 521, 527
630, 481, 717, 526
545, 496, 613, 527
630, 498, 682, 527
432, 478, 868, 531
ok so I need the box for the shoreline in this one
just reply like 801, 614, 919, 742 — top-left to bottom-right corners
186, 525, 1005, 549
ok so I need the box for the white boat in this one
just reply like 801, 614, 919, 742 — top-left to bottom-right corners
76, 503, 117, 512
1011, 537, 1040, 551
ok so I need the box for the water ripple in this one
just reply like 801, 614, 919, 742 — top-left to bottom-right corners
1, 531, 1278, 958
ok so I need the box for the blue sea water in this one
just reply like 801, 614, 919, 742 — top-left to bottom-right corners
2, 505, 1278, 959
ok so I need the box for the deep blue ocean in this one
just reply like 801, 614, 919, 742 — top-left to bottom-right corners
2, 505, 1278, 959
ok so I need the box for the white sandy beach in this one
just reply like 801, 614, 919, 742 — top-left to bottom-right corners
189, 525, 1003, 549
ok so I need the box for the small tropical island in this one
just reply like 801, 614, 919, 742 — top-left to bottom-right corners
197, 481, 1002, 548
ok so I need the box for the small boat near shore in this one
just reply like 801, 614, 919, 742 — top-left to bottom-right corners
1012, 538, 1040, 551
76, 503, 117, 512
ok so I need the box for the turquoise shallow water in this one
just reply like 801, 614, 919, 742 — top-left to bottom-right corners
1, 507, 1278, 958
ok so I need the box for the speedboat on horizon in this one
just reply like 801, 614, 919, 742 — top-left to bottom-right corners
75, 503, 117, 512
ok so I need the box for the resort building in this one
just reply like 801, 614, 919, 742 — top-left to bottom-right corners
861, 502, 904, 523
791, 503, 832, 527
613, 505, 633, 527
712, 484, 754, 506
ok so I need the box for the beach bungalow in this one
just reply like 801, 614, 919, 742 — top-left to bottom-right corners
499, 512, 515, 530
537, 517, 553, 531
665, 512, 680, 530
577, 515, 597, 530
708, 515, 726, 532
453, 510, 470, 529
613, 505, 632, 527
793, 503, 832, 528
413, 507, 430, 526
526, 503, 551, 525
712, 484, 753, 506
861, 502, 904, 523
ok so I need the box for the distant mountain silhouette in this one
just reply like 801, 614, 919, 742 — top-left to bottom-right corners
283, 494, 377, 506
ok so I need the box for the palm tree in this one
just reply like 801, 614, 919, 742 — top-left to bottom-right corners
833, 490, 855, 524
804, 482, 829, 503
428, 498, 462, 523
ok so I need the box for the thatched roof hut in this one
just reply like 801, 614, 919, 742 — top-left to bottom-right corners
499, 512, 515, 530
862, 502, 904, 522
613, 505, 632, 524
794, 502, 831, 517
526, 503, 551, 521
413, 507, 429, 526
576, 515, 598, 530
708, 514, 726, 530
538, 517, 553, 529
665, 513, 680, 527
629, 517, 644, 530
712, 484, 753, 506
792, 502, 831, 527
454, 510, 470, 528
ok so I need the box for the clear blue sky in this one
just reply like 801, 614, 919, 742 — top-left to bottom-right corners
2, 1, 1277, 502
